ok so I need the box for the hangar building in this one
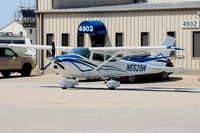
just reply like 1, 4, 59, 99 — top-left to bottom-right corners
36, 0, 200, 72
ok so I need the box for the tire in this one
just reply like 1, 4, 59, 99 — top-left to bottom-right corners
108, 87, 116, 90
128, 76, 136, 83
161, 71, 169, 80
62, 87, 68, 89
1, 71, 11, 78
120, 76, 136, 83
21, 63, 32, 77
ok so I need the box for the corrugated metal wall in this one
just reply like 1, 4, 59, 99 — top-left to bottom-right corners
53, 0, 133, 9
148, 0, 198, 3
37, 0, 52, 10
40, 9, 200, 71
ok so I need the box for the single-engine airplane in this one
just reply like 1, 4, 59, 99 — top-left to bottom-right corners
0, 36, 185, 89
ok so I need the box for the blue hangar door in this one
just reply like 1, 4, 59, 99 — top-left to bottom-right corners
78, 20, 107, 47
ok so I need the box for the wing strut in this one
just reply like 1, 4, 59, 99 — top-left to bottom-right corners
88, 50, 121, 77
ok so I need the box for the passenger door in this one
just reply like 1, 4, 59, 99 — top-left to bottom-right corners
4, 48, 20, 70
0, 48, 8, 70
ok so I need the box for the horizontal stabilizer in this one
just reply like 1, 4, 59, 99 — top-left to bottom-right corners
151, 66, 185, 73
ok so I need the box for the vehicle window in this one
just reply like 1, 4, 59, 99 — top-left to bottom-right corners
5, 49, 15, 57
0, 49, 6, 57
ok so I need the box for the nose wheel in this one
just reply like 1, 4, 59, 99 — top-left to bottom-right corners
106, 80, 120, 90
60, 79, 79, 89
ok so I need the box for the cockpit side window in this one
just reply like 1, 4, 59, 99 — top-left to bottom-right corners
93, 53, 104, 61
106, 55, 117, 62
93, 53, 116, 62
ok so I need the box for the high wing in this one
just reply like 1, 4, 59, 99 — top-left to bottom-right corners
0, 44, 183, 56
0, 44, 73, 52
89, 46, 182, 55
90, 36, 179, 55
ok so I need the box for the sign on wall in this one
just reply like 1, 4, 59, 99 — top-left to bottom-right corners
182, 20, 199, 28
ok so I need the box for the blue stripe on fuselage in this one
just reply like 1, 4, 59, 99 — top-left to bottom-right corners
122, 54, 169, 63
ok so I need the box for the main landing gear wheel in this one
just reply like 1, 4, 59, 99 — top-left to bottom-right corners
161, 71, 169, 80
128, 76, 136, 83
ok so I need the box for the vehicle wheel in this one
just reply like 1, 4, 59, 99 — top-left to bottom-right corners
161, 71, 169, 80
21, 63, 32, 77
62, 87, 68, 89
108, 87, 116, 90
1, 71, 11, 78
128, 76, 136, 83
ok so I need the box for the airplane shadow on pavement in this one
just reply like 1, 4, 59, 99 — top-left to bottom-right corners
74, 87, 200, 94
126, 76, 183, 84
40, 76, 200, 93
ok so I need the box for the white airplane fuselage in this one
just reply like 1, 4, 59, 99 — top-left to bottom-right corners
52, 53, 172, 79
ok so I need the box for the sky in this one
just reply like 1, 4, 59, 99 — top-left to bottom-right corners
0, 0, 35, 29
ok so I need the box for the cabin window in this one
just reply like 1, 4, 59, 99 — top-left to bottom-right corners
69, 48, 90, 59
93, 53, 116, 62
93, 53, 104, 61
193, 32, 200, 57
141, 32, 149, 46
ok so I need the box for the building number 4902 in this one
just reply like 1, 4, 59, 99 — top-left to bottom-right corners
78, 26, 94, 32
182, 20, 199, 28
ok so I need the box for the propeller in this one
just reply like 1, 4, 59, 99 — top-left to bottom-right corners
52, 40, 55, 57
40, 39, 55, 73
40, 39, 65, 73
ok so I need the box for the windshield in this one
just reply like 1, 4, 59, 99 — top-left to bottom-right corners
69, 48, 91, 59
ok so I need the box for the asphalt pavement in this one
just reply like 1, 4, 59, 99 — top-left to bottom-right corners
0, 73, 200, 133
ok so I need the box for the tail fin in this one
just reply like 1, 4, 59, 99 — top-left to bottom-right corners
148, 36, 176, 66
161, 36, 176, 46
151, 36, 176, 57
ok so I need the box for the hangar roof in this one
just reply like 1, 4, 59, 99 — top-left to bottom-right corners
36, 1, 200, 13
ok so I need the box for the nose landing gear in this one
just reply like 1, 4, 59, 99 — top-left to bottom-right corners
106, 80, 120, 90
60, 79, 79, 89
